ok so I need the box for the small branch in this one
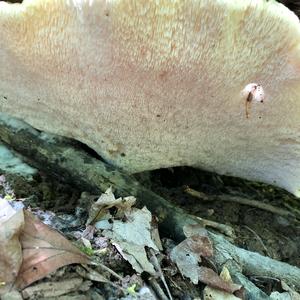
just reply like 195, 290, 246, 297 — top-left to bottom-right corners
148, 277, 170, 300
195, 216, 235, 238
243, 225, 272, 258
90, 260, 123, 281
185, 187, 296, 219
149, 249, 173, 300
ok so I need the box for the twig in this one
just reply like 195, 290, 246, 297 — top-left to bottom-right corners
185, 187, 296, 219
90, 259, 123, 281
148, 277, 170, 300
195, 216, 235, 238
149, 249, 173, 300
243, 225, 272, 258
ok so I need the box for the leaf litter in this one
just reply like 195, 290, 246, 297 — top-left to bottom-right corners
2, 173, 299, 299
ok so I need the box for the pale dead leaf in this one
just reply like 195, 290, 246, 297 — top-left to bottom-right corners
113, 242, 156, 274
0, 197, 18, 223
170, 234, 213, 284
104, 207, 159, 275
15, 210, 90, 289
113, 207, 158, 249
0, 199, 24, 292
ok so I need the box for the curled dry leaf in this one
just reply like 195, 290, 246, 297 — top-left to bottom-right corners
86, 187, 136, 225
15, 210, 90, 289
0, 199, 24, 293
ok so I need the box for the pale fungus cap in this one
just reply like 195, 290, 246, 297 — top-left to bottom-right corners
0, 0, 300, 196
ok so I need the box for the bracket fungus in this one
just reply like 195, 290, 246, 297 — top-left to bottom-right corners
0, 0, 300, 196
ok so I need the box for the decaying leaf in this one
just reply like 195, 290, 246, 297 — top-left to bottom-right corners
113, 242, 156, 275
0, 199, 24, 293
111, 207, 159, 275
89, 189, 162, 275
103, 206, 160, 275
171, 233, 242, 295
86, 187, 136, 225
200, 267, 242, 294
203, 267, 243, 300
15, 210, 90, 289
170, 234, 213, 284
112, 207, 158, 249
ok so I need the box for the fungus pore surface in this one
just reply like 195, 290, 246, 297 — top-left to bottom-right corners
0, 0, 300, 196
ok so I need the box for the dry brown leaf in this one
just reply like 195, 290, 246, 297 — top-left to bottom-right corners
15, 210, 90, 289
203, 267, 243, 300
199, 267, 241, 294
0, 199, 24, 293
187, 235, 213, 258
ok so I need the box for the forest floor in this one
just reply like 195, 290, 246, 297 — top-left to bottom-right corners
1, 163, 299, 300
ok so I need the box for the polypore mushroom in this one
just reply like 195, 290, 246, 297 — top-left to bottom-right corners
0, 0, 300, 196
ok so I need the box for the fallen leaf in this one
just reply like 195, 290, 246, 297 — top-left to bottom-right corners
203, 267, 243, 300
15, 210, 90, 289
170, 234, 213, 284
113, 242, 156, 274
104, 207, 159, 274
113, 207, 158, 249
0, 199, 24, 293
86, 187, 136, 225
199, 267, 241, 293
0, 197, 18, 223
